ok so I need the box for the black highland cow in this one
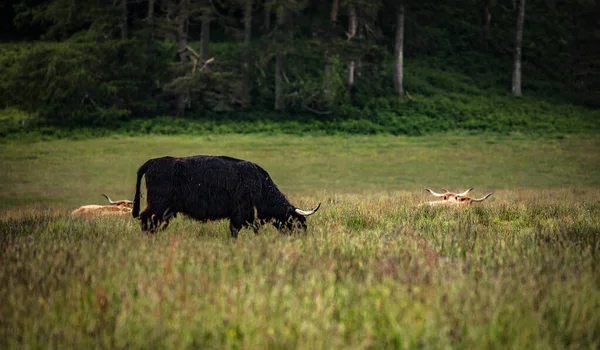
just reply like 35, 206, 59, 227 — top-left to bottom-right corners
132, 155, 320, 237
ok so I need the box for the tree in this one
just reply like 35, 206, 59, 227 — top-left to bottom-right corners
242, 0, 253, 103
148, 0, 155, 20
274, 3, 285, 110
199, 0, 211, 59
393, 1, 404, 97
511, 0, 525, 97
346, 3, 357, 87
480, 0, 491, 43
572, 0, 600, 100
323, 0, 340, 105
175, 0, 191, 115
263, 0, 272, 32
119, 0, 128, 39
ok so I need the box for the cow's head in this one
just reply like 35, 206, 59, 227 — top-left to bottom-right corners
425, 188, 473, 201
424, 188, 493, 206
455, 192, 493, 204
277, 203, 321, 231
102, 194, 134, 207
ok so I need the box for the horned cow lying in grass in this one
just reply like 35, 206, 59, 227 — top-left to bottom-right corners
71, 194, 133, 216
423, 188, 493, 206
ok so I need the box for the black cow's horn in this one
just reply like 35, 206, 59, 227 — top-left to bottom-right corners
295, 203, 321, 216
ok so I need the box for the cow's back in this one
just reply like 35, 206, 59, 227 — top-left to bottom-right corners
169, 156, 267, 220
143, 156, 179, 197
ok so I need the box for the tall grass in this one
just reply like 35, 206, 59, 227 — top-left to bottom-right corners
1, 189, 599, 348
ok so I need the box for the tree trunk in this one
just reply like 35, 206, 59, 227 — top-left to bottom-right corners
176, 0, 189, 116
480, 0, 491, 42
356, 21, 364, 80
512, 0, 525, 97
347, 61, 356, 88
200, 13, 210, 60
120, 0, 128, 39
242, 0, 253, 103
275, 48, 283, 110
274, 4, 285, 111
147, 0, 154, 20
324, 0, 339, 103
176, 4, 189, 63
393, 3, 404, 97
346, 4, 357, 87
263, 0, 272, 32
331, 0, 339, 22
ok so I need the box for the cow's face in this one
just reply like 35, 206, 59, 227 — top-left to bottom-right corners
273, 211, 307, 232
103, 194, 133, 208
422, 189, 493, 206
287, 211, 308, 231
275, 203, 320, 232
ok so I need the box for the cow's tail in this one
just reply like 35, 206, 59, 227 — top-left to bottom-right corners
132, 161, 149, 218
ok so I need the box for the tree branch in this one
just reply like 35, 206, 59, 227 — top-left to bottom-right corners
186, 45, 201, 59
303, 104, 332, 115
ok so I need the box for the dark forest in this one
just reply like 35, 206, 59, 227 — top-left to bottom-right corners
1, 0, 599, 135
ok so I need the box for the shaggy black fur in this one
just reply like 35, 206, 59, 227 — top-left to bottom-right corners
132, 155, 319, 237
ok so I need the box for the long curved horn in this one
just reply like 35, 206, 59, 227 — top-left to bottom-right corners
456, 188, 474, 197
295, 203, 321, 216
103, 194, 133, 206
471, 193, 493, 202
425, 188, 446, 197
102, 193, 116, 205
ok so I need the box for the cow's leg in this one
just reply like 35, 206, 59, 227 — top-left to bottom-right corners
140, 209, 153, 232
160, 220, 170, 231
150, 214, 161, 232
250, 205, 261, 234
158, 208, 176, 231
229, 216, 244, 239
251, 220, 261, 234
145, 192, 171, 233
159, 215, 175, 231
147, 204, 172, 232
229, 222, 242, 238
229, 206, 250, 238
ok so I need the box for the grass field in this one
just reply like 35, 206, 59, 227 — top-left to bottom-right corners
1, 134, 600, 209
1, 134, 600, 348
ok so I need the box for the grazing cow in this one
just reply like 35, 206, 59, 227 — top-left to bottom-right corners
71, 194, 133, 216
423, 188, 493, 206
132, 155, 321, 237
425, 188, 474, 201
101, 194, 134, 207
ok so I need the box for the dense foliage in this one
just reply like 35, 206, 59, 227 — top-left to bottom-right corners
1, 0, 599, 134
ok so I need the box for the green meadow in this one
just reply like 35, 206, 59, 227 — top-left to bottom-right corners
2, 134, 599, 209
1, 134, 600, 348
